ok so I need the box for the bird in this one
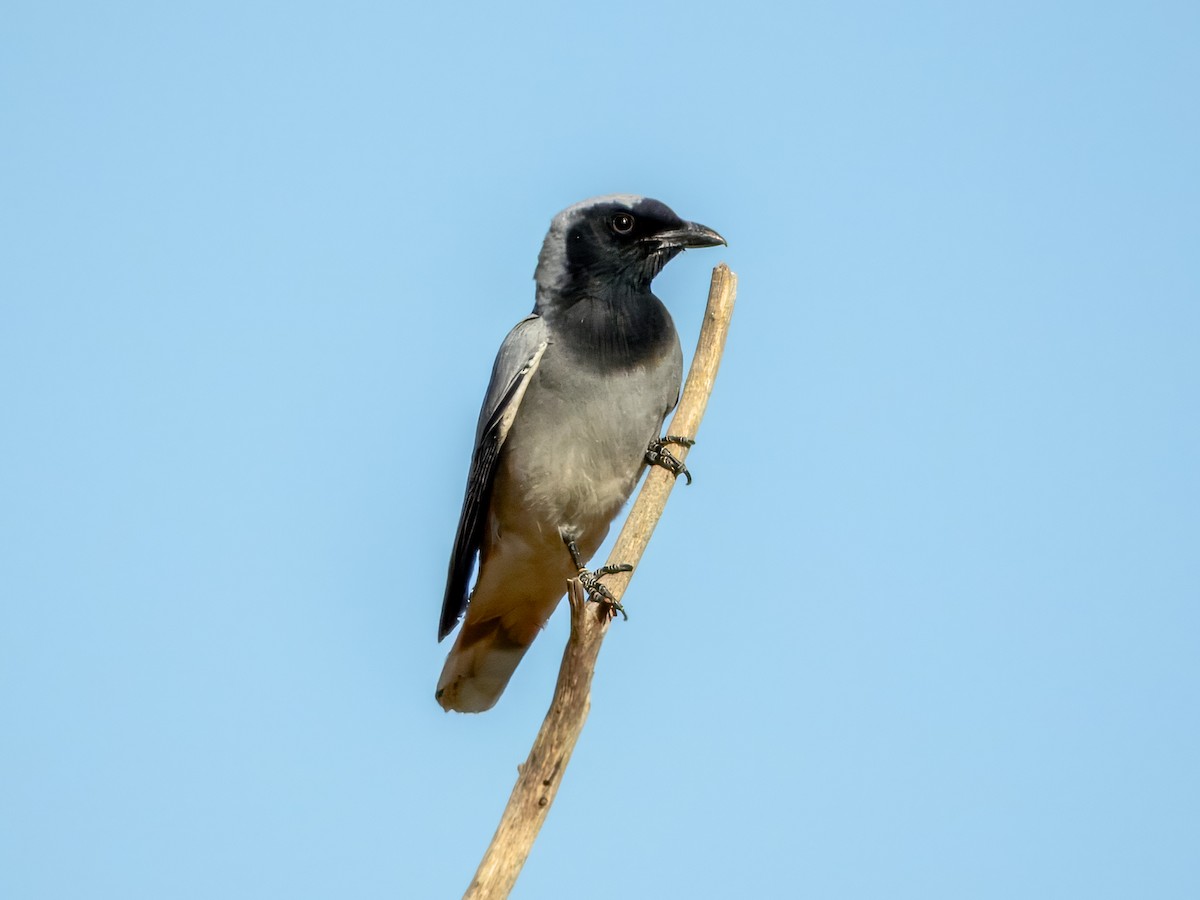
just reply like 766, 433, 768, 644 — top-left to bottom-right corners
436, 195, 725, 713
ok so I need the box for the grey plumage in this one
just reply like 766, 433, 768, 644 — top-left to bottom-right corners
436, 195, 724, 712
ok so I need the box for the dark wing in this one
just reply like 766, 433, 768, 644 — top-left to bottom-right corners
438, 314, 549, 640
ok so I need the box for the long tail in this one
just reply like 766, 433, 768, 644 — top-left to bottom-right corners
435, 619, 533, 713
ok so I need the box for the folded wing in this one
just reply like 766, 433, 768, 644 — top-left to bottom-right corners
438, 314, 549, 640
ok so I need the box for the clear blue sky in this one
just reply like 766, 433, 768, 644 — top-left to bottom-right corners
3, 2, 1197, 897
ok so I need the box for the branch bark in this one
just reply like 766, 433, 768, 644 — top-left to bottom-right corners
463, 263, 739, 899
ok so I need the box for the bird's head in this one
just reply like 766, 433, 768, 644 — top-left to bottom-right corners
534, 195, 725, 306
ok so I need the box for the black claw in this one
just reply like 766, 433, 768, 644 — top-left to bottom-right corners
564, 539, 632, 621
578, 570, 629, 621
646, 435, 696, 485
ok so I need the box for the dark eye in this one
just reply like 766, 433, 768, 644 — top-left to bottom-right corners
611, 213, 635, 234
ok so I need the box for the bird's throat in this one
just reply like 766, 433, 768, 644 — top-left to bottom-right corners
554, 289, 676, 371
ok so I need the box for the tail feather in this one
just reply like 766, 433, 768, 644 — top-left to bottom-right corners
436, 619, 532, 713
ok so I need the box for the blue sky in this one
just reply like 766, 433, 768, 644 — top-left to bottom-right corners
2, 1, 1197, 897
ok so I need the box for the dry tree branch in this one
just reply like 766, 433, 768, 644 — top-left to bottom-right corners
463, 263, 739, 900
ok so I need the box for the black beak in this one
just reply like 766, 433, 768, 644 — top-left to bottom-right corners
650, 220, 727, 250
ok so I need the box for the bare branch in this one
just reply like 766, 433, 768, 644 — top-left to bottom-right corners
463, 264, 739, 900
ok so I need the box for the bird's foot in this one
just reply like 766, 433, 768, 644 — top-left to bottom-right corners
577, 564, 632, 621
564, 539, 632, 621
646, 434, 695, 485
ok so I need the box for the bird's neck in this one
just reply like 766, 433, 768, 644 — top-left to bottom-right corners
539, 285, 676, 371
